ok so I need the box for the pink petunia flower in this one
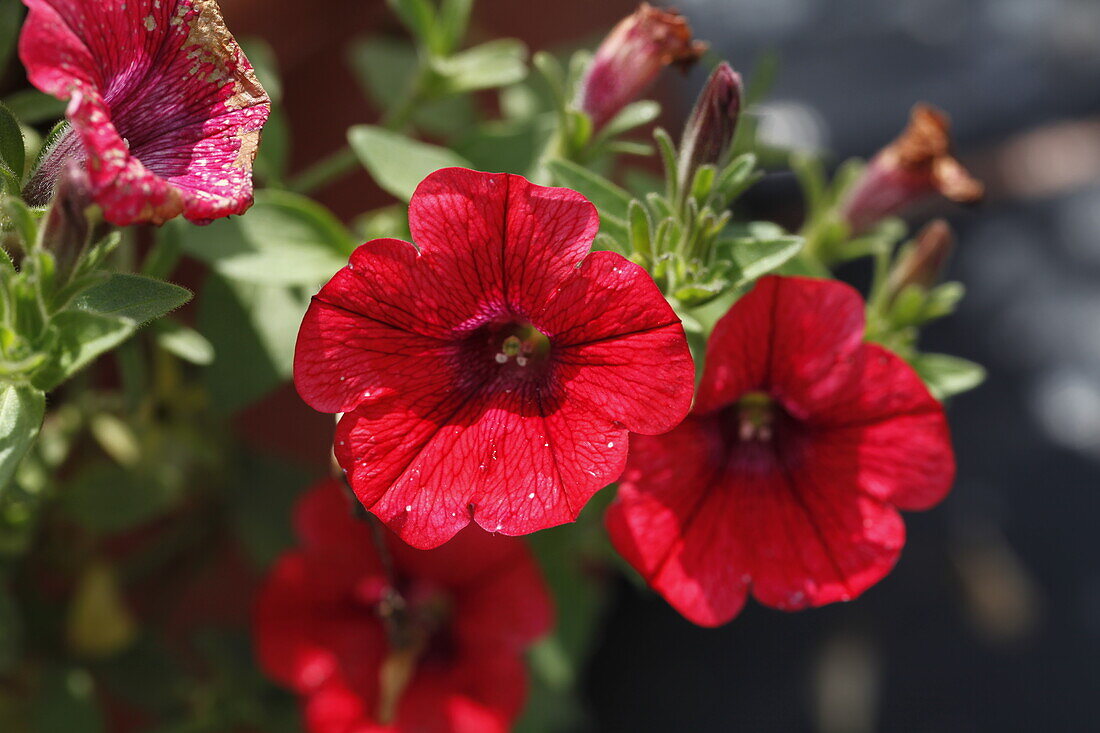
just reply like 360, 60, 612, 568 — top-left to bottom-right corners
607, 275, 956, 627
255, 479, 552, 733
294, 167, 694, 549
19, 0, 270, 225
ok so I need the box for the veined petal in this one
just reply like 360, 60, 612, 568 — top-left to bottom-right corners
409, 168, 600, 318
545, 251, 694, 435
697, 276, 866, 418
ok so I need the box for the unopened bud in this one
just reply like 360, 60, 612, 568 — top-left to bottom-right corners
678, 62, 742, 190
40, 161, 93, 280
577, 3, 707, 131
841, 104, 983, 234
887, 219, 954, 299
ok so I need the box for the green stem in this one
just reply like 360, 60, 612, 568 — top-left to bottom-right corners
863, 240, 894, 341
286, 147, 360, 195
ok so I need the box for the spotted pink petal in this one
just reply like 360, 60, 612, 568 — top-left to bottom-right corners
19, 0, 270, 225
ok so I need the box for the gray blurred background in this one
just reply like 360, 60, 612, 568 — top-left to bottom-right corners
587, 1, 1100, 731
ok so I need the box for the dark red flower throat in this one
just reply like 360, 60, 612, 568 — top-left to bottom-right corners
470, 319, 552, 380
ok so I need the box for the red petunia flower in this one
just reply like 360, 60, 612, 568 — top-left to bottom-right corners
606, 275, 955, 627
294, 167, 694, 549
254, 479, 552, 733
19, 0, 270, 225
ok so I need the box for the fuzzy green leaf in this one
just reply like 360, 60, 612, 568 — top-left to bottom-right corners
0, 382, 44, 492
0, 102, 25, 182
73, 274, 191, 325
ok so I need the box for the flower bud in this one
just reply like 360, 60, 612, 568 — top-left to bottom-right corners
841, 104, 983, 234
40, 161, 93, 281
887, 218, 954, 299
578, 3, 707, 131
678, 62, 742, 190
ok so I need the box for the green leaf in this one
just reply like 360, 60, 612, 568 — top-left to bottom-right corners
32, 668, 104, 733
432, 39, 528, 93
0, 382, 44, 492
1, 195, 37, 250
0, 1, 23, 74
61, 464, 181, 532
348, 124, 471, 202
436, 0, 474, 54
0, 102, 25, 181
386, 0, 437, 46
253, 105, 290, 185
731, 235, 805, 283
154, 320, 215, 365
198, 275, 309, 413
545, 158, 631, 220
594, 100, 660, 143
653, 127, 679, 200
73, 273, 191, 324
922, 281, 965, 320
2, 90, 65, 126
30, 311, 133, 391
455, 119, 541, 176
348, 37, 418, 110
715, 153, 760, 205
627, 199, 652, 261
911, 353, 986, 400
531, 51, 567, 109
180, 190, 352, 284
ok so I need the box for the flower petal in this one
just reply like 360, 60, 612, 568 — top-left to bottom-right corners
294, 239, 460, 414
696, 276, 865, 417
540, 251, 694, 435
807, 344, 955, 510
607, 418, 750, 627
337, 382, 627, 549
408, 167, 600, 316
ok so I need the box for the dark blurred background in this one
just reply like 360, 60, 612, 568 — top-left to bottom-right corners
10, 0, 1087, 729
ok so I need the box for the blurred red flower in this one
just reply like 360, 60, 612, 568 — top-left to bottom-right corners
294, 167, 693, 549
255, 479, 552, 733
19, 0, 270, 225
607, 276, 955, 627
